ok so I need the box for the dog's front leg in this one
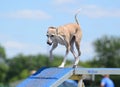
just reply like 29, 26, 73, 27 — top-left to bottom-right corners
59, 43, 70, 67
50, 43, 58, 62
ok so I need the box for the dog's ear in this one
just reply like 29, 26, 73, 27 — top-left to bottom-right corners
49, 26, 57, 29
48, 26, 58, 35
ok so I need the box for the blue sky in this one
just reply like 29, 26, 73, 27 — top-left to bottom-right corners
0, 0, 120, 61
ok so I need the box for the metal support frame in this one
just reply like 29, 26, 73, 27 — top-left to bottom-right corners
70, 75, 85, 87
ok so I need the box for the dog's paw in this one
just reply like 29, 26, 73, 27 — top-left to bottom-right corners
58, 65, 64, 68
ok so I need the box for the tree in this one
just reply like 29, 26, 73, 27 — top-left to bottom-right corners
6, 54, 32, 82
0, 44, 6, 59
0, 44, 8, 83
93, 35, 120, 67
0, 62, 9, 83
5, 53, 70, 82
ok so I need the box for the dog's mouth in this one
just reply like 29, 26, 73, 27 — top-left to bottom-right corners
47, 42, 52, 46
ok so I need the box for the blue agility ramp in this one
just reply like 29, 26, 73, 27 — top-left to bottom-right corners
17, 68, 73, 87
17, 68, 120, 87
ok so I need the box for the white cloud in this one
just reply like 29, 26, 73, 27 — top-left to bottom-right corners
0, 9, 51, 20
81, 5, 120, 18
0, 34, 8, 40
0, 34, 47, 57
2, 41, 42, 57
52, 0, 76, 5
81, 41, 94, 56
3, 41, 28, 49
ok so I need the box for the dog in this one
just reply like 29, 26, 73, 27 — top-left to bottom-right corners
46, 11, 82, 68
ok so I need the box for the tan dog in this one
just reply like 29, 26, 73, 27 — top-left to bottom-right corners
46, 11, 82, 68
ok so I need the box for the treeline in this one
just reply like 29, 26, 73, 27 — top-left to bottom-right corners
0, 54, 72, 83
85, 36, 120, 87
0, 35, 120, 86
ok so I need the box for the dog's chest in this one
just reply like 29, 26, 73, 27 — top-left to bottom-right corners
56, 36, 66, 45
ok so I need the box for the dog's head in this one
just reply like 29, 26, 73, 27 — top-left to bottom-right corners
46, 26, 57, 45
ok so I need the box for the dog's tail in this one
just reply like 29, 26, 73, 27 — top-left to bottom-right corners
75, 9, 81, 25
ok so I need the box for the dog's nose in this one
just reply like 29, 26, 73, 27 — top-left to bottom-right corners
47, 42, 49, 44
47, 42, 52, 45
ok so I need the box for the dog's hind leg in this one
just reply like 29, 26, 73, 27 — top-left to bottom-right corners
70, 37, 78, 60
73, 36, 81, 67
70, 37, 79, 68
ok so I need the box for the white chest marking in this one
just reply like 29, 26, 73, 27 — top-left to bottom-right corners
56, 36, 66, 46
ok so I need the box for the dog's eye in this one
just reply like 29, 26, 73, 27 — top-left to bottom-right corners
46, 35, 49, 37
51, 35, 54, 37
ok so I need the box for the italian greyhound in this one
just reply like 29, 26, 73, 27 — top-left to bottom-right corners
46, 11, 82, 68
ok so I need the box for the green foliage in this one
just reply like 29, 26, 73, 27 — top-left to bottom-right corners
19, 69, 29, 79
0, 44, 6, 59
0, 63, 9, 82
0, 45, 8, 83
5, 54, 72, 82
91, 36, 120, 68
5, 54, 47, 82
9, 69, 29, 82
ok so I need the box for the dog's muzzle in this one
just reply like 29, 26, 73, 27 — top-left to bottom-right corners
47, 42, 52, 45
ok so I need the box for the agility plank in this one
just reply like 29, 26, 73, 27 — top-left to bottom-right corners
17, 68, 73, 87
75, 68, 120, 75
